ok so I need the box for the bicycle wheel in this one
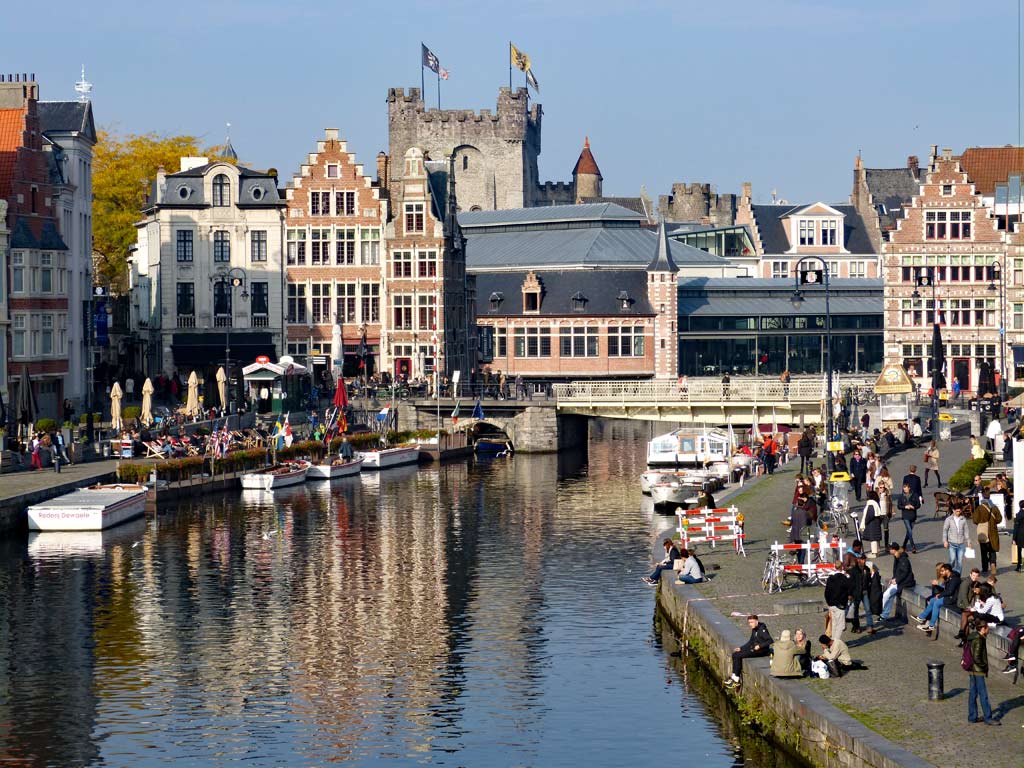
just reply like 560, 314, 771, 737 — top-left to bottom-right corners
762, 555, 777, 593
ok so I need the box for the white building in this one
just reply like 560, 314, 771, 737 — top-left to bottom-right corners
38, 98, 97, 411
131, 157, 285, 407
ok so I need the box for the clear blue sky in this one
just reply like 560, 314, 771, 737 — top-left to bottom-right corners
8, 0, 1023, 204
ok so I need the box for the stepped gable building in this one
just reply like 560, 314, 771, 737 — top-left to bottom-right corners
37, 96, 96, 409
131, 156, 286, 404
735, 182, 879, 279
282, 128, 387, 382
882, 146, 1010, 391
0, 75, 71, 421
850, 154, 922, 251
382, 147, 474, 381
464, 203, 736, 381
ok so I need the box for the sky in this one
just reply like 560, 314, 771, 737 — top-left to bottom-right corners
7, 0, 1024, 204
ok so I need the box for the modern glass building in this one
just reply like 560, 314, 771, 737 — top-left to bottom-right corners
677, 278, 884, 376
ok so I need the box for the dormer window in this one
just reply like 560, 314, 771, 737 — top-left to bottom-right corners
799, 220, 814, 246
522, 271, 542, 314
212, 174, 230, 207
618, 290, 632, 311
489, 291, 504, 312
570, 292, 587, 312
822, 219, 837, 246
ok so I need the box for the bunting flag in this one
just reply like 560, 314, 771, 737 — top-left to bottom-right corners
451, 399, 462, 425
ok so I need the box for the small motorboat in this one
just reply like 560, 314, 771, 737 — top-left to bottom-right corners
474, 436, 513, 456
306, 457, 364, 480
356, 446, 420, 470
27, 484, 148, 532
240, 461, 310, 490
650, 477, 692, 507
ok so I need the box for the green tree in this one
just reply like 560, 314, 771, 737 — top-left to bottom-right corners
93, 131, 234, 289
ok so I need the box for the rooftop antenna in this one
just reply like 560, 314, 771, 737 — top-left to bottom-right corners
770, 188, 778, 204
74, 64, 93, 102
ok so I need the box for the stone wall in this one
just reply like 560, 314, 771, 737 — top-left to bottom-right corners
657, 579, 933, 768
658, 182, 737, 226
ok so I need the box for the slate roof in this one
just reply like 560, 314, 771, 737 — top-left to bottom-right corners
425, 160, 450, 221
10, 215, 68, 250
37, 100, 97, 143
864, 167, 920, 212
677, 277, 882, 317
0, 106, 26, 199
959, 147, 1024, 195
749, 203, 877, 254
572, 137, 602, 178
465, 223, 730, 271
579, 196, 648, 216
458, 202, 645, 228
475, 269, 654, 317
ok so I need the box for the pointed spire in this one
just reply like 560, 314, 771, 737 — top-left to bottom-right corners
74, 65, 93, 102
222, 121, 238, 161
647, 220, 678, 273
572, 136, 602, 179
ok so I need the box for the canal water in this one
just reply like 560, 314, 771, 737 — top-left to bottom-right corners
0, 420, 799, 767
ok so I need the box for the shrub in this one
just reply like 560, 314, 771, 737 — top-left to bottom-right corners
79, 412, 102, 425
34, 417, 58, 433
123, 406, 142, 420
947, 456, 992, 491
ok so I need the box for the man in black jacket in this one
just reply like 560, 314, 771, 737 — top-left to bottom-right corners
824, 569, 852, 641
797, 429, 813, 475
880, 543, 916, 622
727, 614, 773, 687
849, 453, 867, 501
914, 563, 961, 634
846, 555, 875, 634
901, 465, 924, 508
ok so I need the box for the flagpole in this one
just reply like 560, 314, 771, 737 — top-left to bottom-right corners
437, 69, 441, 109
421, 42, 425, 99
508, 41, 512, 90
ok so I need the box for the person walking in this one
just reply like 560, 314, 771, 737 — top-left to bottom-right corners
849, 452, 867, 501
860, 490, 884, 559
727, 615, 772, 688
965, 620, 1001, 725
30, 433, 42, 471
895, 482, 921, 553
952, 376, 962, 406
972, 490, 1002, 576
824, 569, 851, 641
943, 504, 971, 575
797, 429, 813, 475
923, 441, 941, 487
847, 553, 875, 634
1014, 500, 1024, 572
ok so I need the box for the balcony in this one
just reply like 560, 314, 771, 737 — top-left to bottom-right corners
214, 315, 232, 328
177, 315, 196, 328
252, 314, 269, 328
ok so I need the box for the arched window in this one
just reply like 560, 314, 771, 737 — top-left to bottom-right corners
212, 174, 230, 207
462, 155, 469, 171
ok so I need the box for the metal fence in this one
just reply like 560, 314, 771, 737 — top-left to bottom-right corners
551, 376, 875, 405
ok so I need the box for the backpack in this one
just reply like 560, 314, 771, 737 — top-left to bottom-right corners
961, 640, 974, 672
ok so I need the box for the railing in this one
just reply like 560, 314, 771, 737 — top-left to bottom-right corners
252, 314, 269, 328
176, 315, 196, 328
552, 376, 875, 405
214, 315, 232, 328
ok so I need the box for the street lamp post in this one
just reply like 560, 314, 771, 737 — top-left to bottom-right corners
210, 268, 248, 413
86, 282, 112, 444
987, 261, 1007, 400
912, 266, 941, 432
790, 257, 833, 470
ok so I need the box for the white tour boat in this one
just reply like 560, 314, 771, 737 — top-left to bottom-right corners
27, 484, 148, 532
306, 457, 364, 480
240, 461, 310, 490
647, 428, 731, 467
356, 445, 420, 470
649, 477, 694, 507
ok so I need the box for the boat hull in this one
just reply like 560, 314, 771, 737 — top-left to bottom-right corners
307, 458, 364, 480
474, 438, 511, 455
240, 462, 310, 490
27, 484, 148, 532
356, 447, 420, 470
650, 484, 692, 507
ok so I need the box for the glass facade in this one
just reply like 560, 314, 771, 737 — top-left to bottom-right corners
679, 332, 882, 376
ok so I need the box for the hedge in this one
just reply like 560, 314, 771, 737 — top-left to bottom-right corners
123, 406, 142, 420
948, 455, 992, 492
35, 418, 58, 433
79, 412, 102, 425
116, 439, 330, 483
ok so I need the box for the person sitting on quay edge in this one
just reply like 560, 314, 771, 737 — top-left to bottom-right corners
770, 629, 803, 678
816, 634, 863, 678
879, 543, 916, 623
644, 539, 680, 585
675, 547, 704, 585
956, 582, 1004, 647
793, 627, 813, 676
695, 487, 716, 510
726, 614, 773, 688
915, 562, 961, 635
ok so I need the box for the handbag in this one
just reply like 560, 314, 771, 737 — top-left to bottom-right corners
965, 546, 977, 560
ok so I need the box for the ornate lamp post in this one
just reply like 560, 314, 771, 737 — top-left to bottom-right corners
987, 261, 1007, 400
790, 257, 833, 470
209, 267, 248, 413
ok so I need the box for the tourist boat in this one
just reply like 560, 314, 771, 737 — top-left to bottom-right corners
306, 457, 364, 480
649, 477, 694, 507
27, 483, 148, 532
28, 517, 147, 558
356, 446, 420, 470
239, 461, 310, 490
647, 428, 731, 467
474, 436, 513, 456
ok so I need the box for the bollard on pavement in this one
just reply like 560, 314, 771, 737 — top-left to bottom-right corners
927, 660, 944, 701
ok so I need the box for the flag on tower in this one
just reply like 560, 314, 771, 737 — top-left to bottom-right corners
510, 42, 531, 72
422, 44, 441, 74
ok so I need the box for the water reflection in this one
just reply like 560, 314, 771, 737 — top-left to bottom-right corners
0, 420, 792, 767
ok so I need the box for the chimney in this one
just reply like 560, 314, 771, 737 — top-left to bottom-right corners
942, 147, 953, 160
907, 155, 919, 174
376, 151, 389, 190
741, 181, 752, 201
324, 127, 339, 141
155, 165, 166, 204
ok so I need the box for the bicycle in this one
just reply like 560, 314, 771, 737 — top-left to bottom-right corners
762, 550, 785, 594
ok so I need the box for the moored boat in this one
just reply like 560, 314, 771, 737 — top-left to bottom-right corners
647, 428, 731, 467
306, 457, 364, 480
240, 461, 310, 490
649, 478, 693, 508
474, 436, 513, 456
27, 484, 148, 531
356, 445, 420, 470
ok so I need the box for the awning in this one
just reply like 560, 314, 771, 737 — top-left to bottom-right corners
1013, 345, 1024, 366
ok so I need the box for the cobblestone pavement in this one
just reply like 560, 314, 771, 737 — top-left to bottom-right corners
0, 459, 122, 503
654, 431, 1024, 766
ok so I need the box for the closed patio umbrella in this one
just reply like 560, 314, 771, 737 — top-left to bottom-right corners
110, 382, 124, 432
185, 371, 200, 418
141, 378, 155, 427
17, 365, 37, 441
216, 367, 227, 412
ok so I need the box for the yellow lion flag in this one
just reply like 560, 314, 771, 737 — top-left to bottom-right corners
510, 42, 531, 72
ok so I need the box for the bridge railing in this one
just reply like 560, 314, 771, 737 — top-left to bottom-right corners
551, 376, 875, 405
